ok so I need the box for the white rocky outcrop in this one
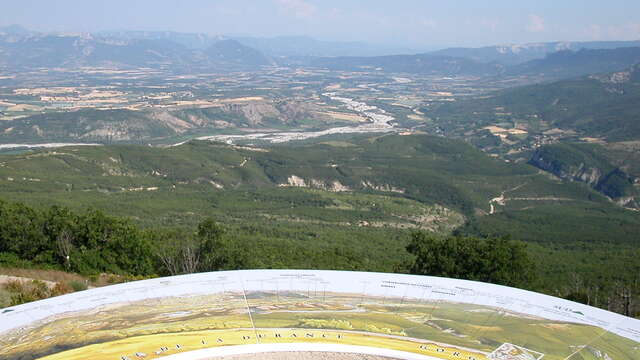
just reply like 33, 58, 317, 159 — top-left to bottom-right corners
360, 180, 405, 194
280, 175, 351, 192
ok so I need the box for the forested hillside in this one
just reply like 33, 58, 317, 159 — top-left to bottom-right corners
425, 63, 640, 142
0, 134, 638, 315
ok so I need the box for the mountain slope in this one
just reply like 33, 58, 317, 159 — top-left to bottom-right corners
425, 63, 640, 142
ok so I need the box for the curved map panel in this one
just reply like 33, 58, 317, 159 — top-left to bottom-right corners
0, 270, 639, 360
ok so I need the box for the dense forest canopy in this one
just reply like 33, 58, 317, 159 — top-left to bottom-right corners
1, 198, 638, 317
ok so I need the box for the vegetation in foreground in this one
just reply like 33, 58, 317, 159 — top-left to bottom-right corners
0, 198, 638, 318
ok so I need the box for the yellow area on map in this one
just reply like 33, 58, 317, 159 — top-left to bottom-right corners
38, 329, 488, 360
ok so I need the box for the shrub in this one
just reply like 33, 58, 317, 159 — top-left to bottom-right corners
5, 280, 51, 306
0, 288, 11, 308
68, 280, 88, 292
51, 282, 73, 296
29, 280, 49, 299
10, 291, 38, 306
3, 279, 24, 293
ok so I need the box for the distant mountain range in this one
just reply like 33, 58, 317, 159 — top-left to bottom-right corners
431, 40, 640, 65
97, 31, 419, 57
230, 35, 419, 57
0, 27, 272, 70
96, 30, 220, 49
506, 47, 640, 80
1, 25, 640, 80
299, 46, 640, 80
0, 26, 418, 70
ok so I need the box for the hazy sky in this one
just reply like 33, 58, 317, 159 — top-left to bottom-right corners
2, 0, 639, 48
